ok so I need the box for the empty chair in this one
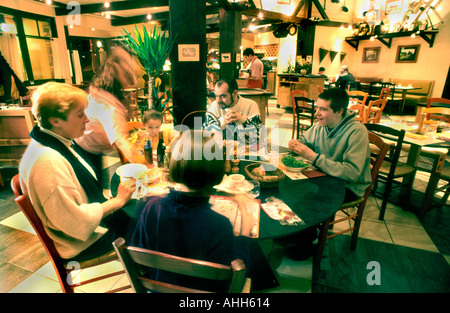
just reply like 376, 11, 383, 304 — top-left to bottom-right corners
415, 106, 450, 218
10, 174, 129, 293
365, 123, 418, 220
315, 131, 390, 264
113, 237, 250, 293
348, 90, 369, 107
366, 98, 388, 123
348, 103, 366, 123
290, 90, 315, 139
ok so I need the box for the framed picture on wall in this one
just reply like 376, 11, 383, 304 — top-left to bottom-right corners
178, 44, 199, 62
386, 0, 403, 15
221, 53, 231, 63
396, 45, 420, 63
362, 47, 380, 63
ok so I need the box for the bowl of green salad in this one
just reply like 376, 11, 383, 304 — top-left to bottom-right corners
281, 155, 309, 173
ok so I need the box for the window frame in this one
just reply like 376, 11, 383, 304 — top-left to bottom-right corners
0, 5, 58, 85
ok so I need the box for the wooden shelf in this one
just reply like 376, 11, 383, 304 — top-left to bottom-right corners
345, 30, 439, 50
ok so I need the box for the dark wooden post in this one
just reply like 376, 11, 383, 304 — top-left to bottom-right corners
169, 0, 206, 128
219, 8, 242, 79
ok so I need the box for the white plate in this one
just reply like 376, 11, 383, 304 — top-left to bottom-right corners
214, 177, 253, 194
116, 163, 147, 180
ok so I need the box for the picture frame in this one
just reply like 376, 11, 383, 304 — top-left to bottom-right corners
362, 47, 380, 63
396, 45, 420, 63
178, 44, 199, 62
385, 0, 403, 15
221, 52, 231, 63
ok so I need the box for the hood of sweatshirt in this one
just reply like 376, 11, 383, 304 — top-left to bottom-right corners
325, 112, 358, 139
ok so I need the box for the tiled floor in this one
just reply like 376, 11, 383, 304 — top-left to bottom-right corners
0, 98, 449, 293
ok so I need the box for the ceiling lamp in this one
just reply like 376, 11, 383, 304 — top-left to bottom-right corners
45, 0, 52, 4
104, 2, 110, 8
147, 14, 152, 20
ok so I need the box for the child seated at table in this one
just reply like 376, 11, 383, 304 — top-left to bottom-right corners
130, 130, 254, 292
132, 110, 178, 165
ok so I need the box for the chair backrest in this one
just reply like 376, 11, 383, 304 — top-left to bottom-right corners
365, 123, 405, 185
291, 93, 315, 138
113, 237, 247, 293
379, 87, 390, 100
290, 89, 307, 107
366, 98, 388, 123
347, 81, 362, 91
10, 174, 74, 293
425, 98, 450, 122
348, 90, 368, 106
426, 97, 450, 108
348, 103, 366, 123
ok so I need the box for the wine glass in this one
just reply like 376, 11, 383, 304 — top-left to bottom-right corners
246, 180, 260, 199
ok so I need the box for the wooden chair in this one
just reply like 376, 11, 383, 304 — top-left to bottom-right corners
315, 131, 390, 264
290, 89, 306, 138
426, 97, 450, 109
348, 103, 366, 123
379, 87, 391, 101
415, 106, 450, 217
10, 174, 130, 293
366, 98, 388, 123
113, 237, 250, 293
346, 81, 362, 91
348, 90, 369, 107
365, 124, 418, 220
290, 90, 315, 139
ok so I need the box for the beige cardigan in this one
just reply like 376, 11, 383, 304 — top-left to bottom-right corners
19, 135, 107, 259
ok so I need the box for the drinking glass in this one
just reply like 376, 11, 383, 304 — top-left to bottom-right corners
424, 124, 437, 138
246, 180, 260, 199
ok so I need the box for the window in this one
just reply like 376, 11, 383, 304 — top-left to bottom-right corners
0, 8, 58, 85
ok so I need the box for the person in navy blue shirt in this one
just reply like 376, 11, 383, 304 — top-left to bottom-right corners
131, 130, 254, 292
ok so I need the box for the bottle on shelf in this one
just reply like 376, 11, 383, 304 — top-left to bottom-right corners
144, 133, 153, 165
157, 131, 166, 168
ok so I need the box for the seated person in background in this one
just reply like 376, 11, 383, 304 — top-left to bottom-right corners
289, 88, 371, 202
336, 65, 355, 90
204, 77, 262, 148
73, 47, 138, 183
19, 82, 136, 262
317, 67, 327, 78
131, 130, 254, 292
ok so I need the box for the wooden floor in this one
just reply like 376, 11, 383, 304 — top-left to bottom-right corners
0, 99, 449, 293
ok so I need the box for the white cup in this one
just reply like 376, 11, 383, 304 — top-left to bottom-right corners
229, 174, 245, 188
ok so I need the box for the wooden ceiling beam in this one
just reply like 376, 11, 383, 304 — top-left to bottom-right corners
55, 0, 169, 16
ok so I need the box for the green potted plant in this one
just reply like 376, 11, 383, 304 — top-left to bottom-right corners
121, 25, 178, 116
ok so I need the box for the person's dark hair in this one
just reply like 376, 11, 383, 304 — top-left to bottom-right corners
319, 67, 325, 72
243, 48, 255, 56
142, 110, 163, 125
216, 77, 238, 95
169, 130, 224, 191
90, 47, 134, 101
318, 88, 349, 116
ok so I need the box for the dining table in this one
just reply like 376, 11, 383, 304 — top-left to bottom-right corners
110, 157, 345, 291
110, 160, 346, 241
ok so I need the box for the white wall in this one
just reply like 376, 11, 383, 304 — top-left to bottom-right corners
314, 1, 450, 97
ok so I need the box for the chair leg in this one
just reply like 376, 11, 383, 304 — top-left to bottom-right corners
314, 218, 331, 264
350, 204, 365, 250
379, 177, 394, 220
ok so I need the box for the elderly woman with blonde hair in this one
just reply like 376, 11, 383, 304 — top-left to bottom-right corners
19, 82, 136, 262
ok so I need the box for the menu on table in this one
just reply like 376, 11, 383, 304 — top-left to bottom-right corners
210, 195, 260, 238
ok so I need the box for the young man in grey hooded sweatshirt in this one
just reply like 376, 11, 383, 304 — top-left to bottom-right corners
288, 87, 372, 203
